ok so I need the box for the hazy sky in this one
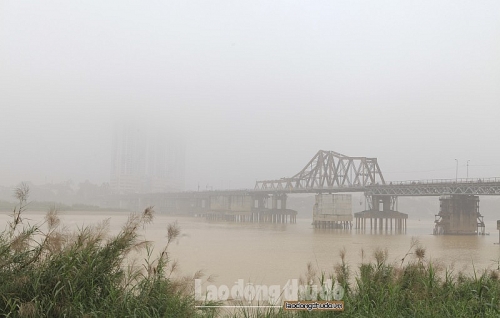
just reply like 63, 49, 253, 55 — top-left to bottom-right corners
1, 1, 499, 190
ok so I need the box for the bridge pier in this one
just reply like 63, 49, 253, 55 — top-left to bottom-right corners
358, 216, 406, 232
313, 220, 351, 229
312, 194, 353, 230
434, 195, 485, 235
271, 193, 287, 210
354, 195, 407, 233
198, 193, 297, 224
204, 210, 297, 224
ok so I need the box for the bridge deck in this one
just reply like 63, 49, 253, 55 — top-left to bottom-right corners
124, 178, 500, 198
251, 178, 500, 196
367, 178, 500, 196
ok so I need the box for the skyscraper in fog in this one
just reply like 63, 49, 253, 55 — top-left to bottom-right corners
110, 122, 185, 194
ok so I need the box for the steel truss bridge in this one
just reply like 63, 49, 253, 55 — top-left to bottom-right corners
123, 150, 498, 232
254, 150, 500, 196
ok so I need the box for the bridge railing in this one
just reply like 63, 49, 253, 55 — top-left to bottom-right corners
380, 177, 500, 186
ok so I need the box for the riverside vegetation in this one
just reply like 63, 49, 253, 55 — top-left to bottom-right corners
227, 243, 500, 318
0, 184, 218, 317
2, 184, 500, 317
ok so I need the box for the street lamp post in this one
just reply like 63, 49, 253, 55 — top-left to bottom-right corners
467, 160, 470, 179
455, 159, 458, 182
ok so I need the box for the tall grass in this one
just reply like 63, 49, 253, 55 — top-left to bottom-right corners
0, 185, 218, 317
225, 239, 500, 318
337, 239, 500, 318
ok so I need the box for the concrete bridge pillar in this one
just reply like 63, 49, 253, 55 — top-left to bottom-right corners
271, 194, 287, 210
280, 194, 287, 210
434, 195, 484, 235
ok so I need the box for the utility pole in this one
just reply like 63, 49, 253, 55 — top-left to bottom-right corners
455, 159, 458, 182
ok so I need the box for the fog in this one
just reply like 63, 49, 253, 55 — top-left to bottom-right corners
1, 1, 499, 191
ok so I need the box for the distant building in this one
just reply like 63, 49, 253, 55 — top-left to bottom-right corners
110, 123, 185, 194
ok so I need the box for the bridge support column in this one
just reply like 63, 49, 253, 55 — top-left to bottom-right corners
434, 195, 485, 235
355, 195, 407, 234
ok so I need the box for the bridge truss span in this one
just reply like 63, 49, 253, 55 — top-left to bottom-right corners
254, 150, 385, 192
366, 178, 500, 196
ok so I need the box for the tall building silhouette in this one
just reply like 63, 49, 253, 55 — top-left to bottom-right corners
110, 123, 185, 194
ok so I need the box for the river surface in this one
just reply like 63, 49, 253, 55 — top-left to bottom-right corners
2, 211, 500, 290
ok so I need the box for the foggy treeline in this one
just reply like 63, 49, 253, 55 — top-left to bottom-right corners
0, 180, 110, 210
